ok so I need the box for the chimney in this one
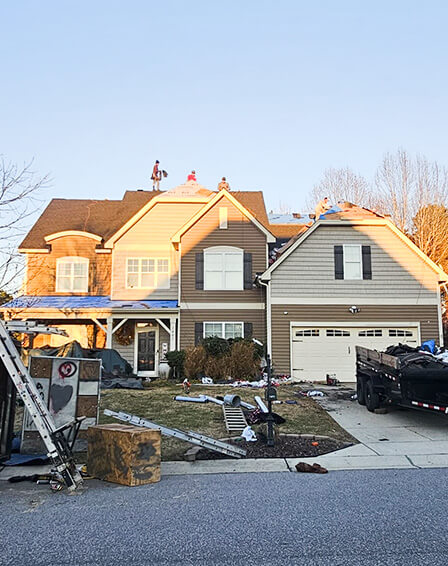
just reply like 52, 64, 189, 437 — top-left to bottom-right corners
292, 213, 301, 219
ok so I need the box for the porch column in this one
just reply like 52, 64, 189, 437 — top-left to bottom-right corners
106, 316, 113, 349
169, 317, 177, 351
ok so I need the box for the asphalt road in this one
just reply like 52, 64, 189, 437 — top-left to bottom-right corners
1, 468, 447, 566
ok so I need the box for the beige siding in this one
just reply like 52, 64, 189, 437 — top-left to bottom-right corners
180, 308, 266, 350
271, 304, 440, 374
26, 236, 111, 296
111, 202, 203, 300
271, 224, 439, 301
180, 196, 267, 303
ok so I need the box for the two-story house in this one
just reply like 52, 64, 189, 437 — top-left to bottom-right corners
3, 181, 281, 376
259, 205, 448, 381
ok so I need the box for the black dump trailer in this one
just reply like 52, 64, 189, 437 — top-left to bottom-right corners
356, 345, 448, 414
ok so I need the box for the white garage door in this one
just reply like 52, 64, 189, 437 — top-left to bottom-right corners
291, 325, 419, 382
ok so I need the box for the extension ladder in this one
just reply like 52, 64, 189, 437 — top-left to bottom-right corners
0, 320, 83, 491
104, 409, 246, 458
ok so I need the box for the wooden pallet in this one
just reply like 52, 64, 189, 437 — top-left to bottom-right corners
222, 405, 248, 433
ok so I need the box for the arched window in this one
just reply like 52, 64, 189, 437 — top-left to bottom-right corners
56, 257, 89, 292
204, 246, 243, 290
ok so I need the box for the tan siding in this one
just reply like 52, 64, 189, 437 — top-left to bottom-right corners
271, 304, 440, 374
271, 225, 439, 300
26, 236, 111, 295
180, 196, 267, 303
111, 202, 203, 300
180, 308, 266, 350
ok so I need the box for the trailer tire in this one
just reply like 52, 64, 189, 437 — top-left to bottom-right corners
365, 380, 380, 412
357, 378, 366, 406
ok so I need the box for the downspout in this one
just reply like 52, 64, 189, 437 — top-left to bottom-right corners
257, 277, 271, 358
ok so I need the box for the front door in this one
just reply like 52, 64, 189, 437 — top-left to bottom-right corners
136, 329, 158, 376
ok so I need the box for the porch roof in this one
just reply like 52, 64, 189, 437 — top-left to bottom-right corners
1, 295, 178, 311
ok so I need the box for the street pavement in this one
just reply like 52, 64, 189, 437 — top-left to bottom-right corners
1, 467, 448, 566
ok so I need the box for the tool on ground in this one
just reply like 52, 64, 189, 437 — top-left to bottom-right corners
104, 409, 246, 458
0, 320, 83, 491
222, 405, 248, 433
254, 395, 269, 413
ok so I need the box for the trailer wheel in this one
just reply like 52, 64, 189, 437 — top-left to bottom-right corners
357, 378, 366, 406
365, 380, 380, 412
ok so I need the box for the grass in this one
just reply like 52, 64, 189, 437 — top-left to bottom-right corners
99, 381, 354, 461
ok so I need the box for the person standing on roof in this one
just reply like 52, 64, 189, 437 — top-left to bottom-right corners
217, 177, 230, 191
187, 170, 197, 182
151, 160, 161, 190
314, 197, 331, 220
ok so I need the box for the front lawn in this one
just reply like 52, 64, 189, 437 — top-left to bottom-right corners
99, 382, 355, 461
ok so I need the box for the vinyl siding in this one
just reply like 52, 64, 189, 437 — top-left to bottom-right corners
180, 308, 266, 350
25, 236, 111, 295
271, 304, 440, 375
111, 202, 203, 300
271, 224, 440, 301
180, 196, 267, 303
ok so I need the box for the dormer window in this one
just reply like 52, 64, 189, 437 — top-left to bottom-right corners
56, 257, 89, 292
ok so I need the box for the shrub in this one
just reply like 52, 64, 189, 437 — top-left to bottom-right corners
201, 336, 230, 358
204, 355, 230, 380
184, 345, 207, 379
165, 350, 186, 379
227, 340, 260, 380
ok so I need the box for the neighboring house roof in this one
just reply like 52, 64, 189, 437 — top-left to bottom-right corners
1, 295, 178, 310
21, 187, 272, 250
268, 212, 312, 224
261, 217, 448, 281
268, 224, 309, 240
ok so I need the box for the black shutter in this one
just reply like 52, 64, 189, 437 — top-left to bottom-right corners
195, 252, 204, 290
194, 322, 203, 345
334, 246, 344, 279
362, 246, 372, 280
244, 322, 253, 339
244, 252, 253, 289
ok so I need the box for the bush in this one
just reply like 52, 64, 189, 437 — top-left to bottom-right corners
201, 336, 230, 358
227, 340, 260, 379
184, 345, 208, 379
165, 350, 186, 379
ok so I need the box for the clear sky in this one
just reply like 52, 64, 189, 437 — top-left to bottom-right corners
2, 0, 448, 215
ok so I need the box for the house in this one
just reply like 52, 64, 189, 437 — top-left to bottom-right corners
258, 204, 448, 382
3, 180, 298, 377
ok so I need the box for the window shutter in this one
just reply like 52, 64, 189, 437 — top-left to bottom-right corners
362, 246, 372, 280
244, 322, 253, 339
195, 252, 204, 290
334, 246, 344, 279
244, 252, 253, 289
194, 322, 203, 345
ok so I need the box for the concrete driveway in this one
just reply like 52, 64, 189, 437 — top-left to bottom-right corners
288, 384, 448, 471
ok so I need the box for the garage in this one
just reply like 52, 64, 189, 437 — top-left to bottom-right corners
291, 324, 419, 382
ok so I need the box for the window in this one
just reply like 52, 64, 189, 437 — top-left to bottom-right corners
389, 329, 413, 337
204, 322, 243, 339
359, 329, 382, 337
295, 329, 320, 337
56, 257, 89, 292
219, 207, 228, 229
204, 246, 243, 290
326, 329, 350, 337
343, 245, 362, 280
126, 258, 170, 289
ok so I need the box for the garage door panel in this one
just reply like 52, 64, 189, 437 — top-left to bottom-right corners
291, 325, 418, 382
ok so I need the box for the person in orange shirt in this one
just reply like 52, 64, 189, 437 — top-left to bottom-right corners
187, 170, 197, 182
151, 160, 160, 190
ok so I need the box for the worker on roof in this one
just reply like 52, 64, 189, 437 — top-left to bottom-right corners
187, 170, 197, 182
151, 160, 161, 190
315, 197, 331, 220
217, 177, 230, 191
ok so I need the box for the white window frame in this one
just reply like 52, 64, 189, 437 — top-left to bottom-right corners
126, 257, 170, 289
343, 245, 363, 280
219, 207, 228, 229
203, 321, 244, 339
204, 246, 243, 291
56, 256, 89, 292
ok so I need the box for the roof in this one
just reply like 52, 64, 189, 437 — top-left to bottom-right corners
268, 224, 310, 239
319, 203, 383, 221
1, 296, 178, 311
268, 212, 311, 224
21, 188, 270, 249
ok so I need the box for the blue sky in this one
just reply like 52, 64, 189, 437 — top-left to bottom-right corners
2, 0, 448, 215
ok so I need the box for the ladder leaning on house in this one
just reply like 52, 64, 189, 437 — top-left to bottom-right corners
0, 320, 83, 491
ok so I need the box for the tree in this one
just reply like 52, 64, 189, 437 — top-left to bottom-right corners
306, 167, 374, 210
0, 157, 49, 293
411, 204, 448, 271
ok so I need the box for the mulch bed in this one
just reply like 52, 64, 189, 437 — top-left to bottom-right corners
195, 434, 351, 460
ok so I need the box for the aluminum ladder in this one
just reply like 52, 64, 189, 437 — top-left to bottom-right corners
0, 320, 83, 491
104, 409, 246, 458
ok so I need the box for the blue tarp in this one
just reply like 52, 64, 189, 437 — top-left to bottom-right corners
2, 295, 178, 310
